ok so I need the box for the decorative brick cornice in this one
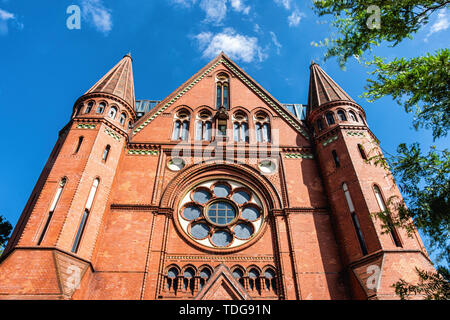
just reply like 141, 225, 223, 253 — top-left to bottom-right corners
104, 127, 122, 141
76, 123, 97, 130
110, 203, 159, 211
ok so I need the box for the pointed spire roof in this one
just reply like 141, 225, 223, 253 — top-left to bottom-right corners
308, 63, 354, 110
85, 54, 135, 109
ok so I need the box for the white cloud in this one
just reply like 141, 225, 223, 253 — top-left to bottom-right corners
288, 9, 304, 27
81, 0, 113, 34
200, 0, 227, 24
274, 0, 291, 10
0, 8, 14, 21
426, 10, 449, 40
0, 8, 20, 36
195, 28, 267, 63
230, 0, 250, 15
269, 31, 282, 54
171, 0, 198, 7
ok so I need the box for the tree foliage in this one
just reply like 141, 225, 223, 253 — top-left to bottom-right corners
312, 0, 450, 299
312, 0, 450, 66
364, 50, 450, 140
0, 215, 12, 250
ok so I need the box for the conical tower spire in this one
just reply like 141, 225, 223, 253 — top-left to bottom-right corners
308, 63, 354, 110
85, 54, 135, 109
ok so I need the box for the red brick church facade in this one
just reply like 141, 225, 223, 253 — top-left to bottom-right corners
0, 53, 434, 300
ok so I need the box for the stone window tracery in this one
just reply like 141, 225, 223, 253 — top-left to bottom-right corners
178, 180, 265, 250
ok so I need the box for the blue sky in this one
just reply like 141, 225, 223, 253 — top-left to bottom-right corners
0, 1, 448, 264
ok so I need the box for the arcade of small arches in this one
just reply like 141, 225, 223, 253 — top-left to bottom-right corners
315, 107, 367, 133
171, 107, 272, 143
74, 99, 134, 130
163, 264, 279, 297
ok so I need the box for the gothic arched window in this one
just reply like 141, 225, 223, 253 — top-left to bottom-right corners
255, 112, 271, 143
85, 101, 94, 114
326, 112, 335, 125
216, 73, 230, 109
349, 110, 358, 122
233, 111, 249, 143
317, 118, 324, 132
337, 110, 347, 121
108, 106, 117, 119
183, 267, 196, 294
166, 267, 179, 292
119, 113, 127, 126
96, 102, 106, 114
195, 110, 212, 141
199, 268, 211, 289
172, 109, 190, 141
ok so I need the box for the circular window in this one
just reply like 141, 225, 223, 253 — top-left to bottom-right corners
177, 180, 265, 250
259, 160, 276, 174
206, 201, 236, 226
168, 158, 186, 171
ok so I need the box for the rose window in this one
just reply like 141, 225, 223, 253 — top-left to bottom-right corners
178, 180, 265, 249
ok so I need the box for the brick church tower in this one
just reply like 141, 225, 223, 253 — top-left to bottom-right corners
0, 53, 434, 300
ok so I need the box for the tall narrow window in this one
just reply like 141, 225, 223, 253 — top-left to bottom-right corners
373, 185, 402, 247
172, 110, 190, 141
119, 113, 127, 125
223, 85, 229, 109
108, 107, 117, 119
349, 110, 358, 122
85, 101, 94, 114
199, 268, 211, 290
96, 102, 106, 114
343, 183, 368, 255
358, 144, 367, 160
195, 110, 212, 141
326, 112, 335, 125
332, 150, 340, 168
255, 112, 271, 143
317, 119, 324, 132
37, 178, 67, 245
183, 268, 195, 294
166, 267, 179, 292
216, 73, 230, 109
233, 112, 249, 143
102, 145, 111, 162
337, 110, 347, 121
75, 136, 84, 154
72, 178, 99, 253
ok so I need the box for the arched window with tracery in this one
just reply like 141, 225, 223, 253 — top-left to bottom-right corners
248, 268, 261, 295
326, 112, 335, 125
199, 268, 211, 290
232, 267, 245, 288
183, 267, 196, 294
337, 110, 347, 121
216, 73, 230, 109
233, 111, 249, 143
349, 110, 358, 122
166, 267, 179, 293
255, 112, 271, 143
264, 268, 277, 294
195, 110, 212, 141
172, 109, 190, 141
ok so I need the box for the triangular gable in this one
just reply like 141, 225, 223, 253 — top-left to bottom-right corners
195, 264, 251, 300
131, 53, 309, 140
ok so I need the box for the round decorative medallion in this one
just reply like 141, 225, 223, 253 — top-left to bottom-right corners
177, 179, 265, 250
